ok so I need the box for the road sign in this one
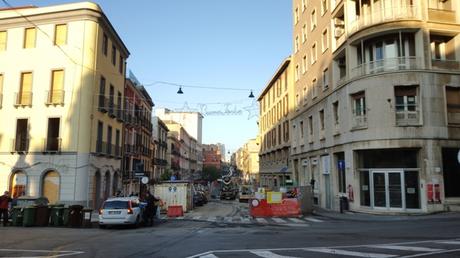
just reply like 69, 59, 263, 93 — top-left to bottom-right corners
141, 177, 149, 184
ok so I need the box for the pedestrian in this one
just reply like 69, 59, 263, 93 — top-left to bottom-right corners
144, 192, 159, 226
0, 191, 12, 226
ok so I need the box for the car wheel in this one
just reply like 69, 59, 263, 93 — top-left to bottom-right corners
99, 224, 106, 229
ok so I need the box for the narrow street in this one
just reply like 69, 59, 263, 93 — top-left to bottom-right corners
1, 199, 460, 258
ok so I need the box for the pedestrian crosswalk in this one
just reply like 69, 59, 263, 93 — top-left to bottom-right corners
164, 215, 325, 226
187, 239, 460, 258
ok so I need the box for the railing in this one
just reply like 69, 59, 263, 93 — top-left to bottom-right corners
116, 106, 123, 122
348, 5, 420, 35
428, 8, 456, 23
14, 92, 33, 107
44, 137, 61, 152
12, 138, 29, 152
124, 144, 135, 155
98, 96, 108, 113
108, 100, 116, 118
352, 115, 367, 129
96, 141, 104, 154
395, 110, 420, 126
431, 59, 460, 71
114, 145, 121, 158
350, 57, 422, 79
45, 90, 65, 105
153, 158, 167, 166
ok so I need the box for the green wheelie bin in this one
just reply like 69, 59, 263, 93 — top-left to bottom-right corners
50, 206, 65, 226
62, 207, 70, 226
22, 206, 36, 227
11, 207, 24, 226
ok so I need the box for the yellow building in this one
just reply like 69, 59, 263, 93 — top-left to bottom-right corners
257, 57, 295, 190
291, 0, 460, 213
0, 2, 129, 208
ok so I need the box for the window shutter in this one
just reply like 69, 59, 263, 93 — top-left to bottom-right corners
55, 24, 67, 46
24, 28, 36, 48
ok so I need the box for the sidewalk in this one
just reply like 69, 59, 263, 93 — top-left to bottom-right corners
312, 207, 460, 222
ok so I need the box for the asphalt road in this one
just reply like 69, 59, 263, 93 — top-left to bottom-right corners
1, 200, 460, 258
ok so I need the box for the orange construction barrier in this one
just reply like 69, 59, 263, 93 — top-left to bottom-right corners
250, 198, 300, 218
167, 205, 184, 217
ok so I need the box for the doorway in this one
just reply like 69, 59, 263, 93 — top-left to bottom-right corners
371, 171, 403, 209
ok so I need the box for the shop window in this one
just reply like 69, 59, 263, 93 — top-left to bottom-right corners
42, 170, 60, 204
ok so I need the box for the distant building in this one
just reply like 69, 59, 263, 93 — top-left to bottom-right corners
202, 144, 222, 170
152, 116, 168, 180
0, 2, 129, 208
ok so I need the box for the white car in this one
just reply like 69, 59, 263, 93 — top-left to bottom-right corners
98, 197, 143, 228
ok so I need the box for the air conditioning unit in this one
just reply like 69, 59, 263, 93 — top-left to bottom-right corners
334, 18, 345, 26
334, 28, 345, 38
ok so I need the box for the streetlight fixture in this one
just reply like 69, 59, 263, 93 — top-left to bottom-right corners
248, 90, 255, 98
177, 86, 184, 94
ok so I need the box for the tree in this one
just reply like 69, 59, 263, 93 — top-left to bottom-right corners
201, 166, 220, 182
160, 169, 172, 181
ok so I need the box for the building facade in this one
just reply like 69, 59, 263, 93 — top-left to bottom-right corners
152, 116, 168, 180
0, 2, 129, 208
122, 77, 153, 196
203, 144, 222, 170
291, 0, 460, 213
258, 57, 295, 190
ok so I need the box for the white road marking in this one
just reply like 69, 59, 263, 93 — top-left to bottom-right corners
0, 249, 84, 258
400, 248, 460, 258
175, 216, 184, 220
199, 254, 219, 258
223, 217, 233, 223
303, 217, 323, 222
303, 247, 397, 258
285, 223, 310, 227
250, 250, 300, 258
436, 241, 460, 245
206, 217, 216, 222
272, 218, 287, 223
240, 217, 251, 223
256, 218, 268, 224
370, 245, 443, 252
193, 216, 201, 220
288, 218, 305, 223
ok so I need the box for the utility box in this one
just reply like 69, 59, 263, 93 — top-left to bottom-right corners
298, 185, 313, 214
154, 181, 193, 213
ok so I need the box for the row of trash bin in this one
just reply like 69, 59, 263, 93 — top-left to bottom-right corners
11, 204, 93, 227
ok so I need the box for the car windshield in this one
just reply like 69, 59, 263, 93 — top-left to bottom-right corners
103, 201, 129, 209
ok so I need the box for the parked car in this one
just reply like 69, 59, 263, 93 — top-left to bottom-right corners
98, 197, 143, 228
193, 190, 204, 207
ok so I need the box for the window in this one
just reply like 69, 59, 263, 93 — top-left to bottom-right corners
0, 74, 3, 108
395, 86, 419, 125
322, 28, 329, 52
111, 43, 116, 65
431, 39, 447, 60
102, 33, 108, 56
300, 120, 304, 138
322, 68, 329, 90
296, 94, 300, 108
49, 70, 64, 104
116, 129, 120, 156
98, 76, 106, 112
119, 55, 123, 74
117, 92, 122, 118
42, 171, 60, 204
54, 24, 67, 46
24, 27, 36, 48
312, 78, 318, 99
352, 91, 367, 128
446, 86, 460, 116
295, 64, 300, 81
295, 36, 299, 53
302, 55, 307, 74
308, 115, 313, 136
311, 43, 317, 64
321, 0, 328, 15
107, 125, 112, 155
302, 0, 306, 12
10, 171, 27, 198
46, 118, 60, 151
311, 9, 317, 31
97, 121, 103, 153
333, 101, 339, 125
109, 85, 115, 116
15, 119, 28, 152
302, 24, 307, 43
0, 31, 6, 51
17, 72, 33, 106
303, 86, 308, 102
319, 109, 325, 130
295, 7, 299, 24
284, 72, 288, 91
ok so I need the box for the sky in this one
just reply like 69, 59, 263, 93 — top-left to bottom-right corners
1, 0, 292, 153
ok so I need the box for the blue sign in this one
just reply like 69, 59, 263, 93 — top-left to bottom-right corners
338, 160, 345, 171
170, 175, 176, 181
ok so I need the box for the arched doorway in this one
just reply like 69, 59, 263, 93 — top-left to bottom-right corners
94, 171, 102, 209
112, 171, 119, 196
10, 171, 27, 198
42, 170, 60, 204
104, 171, 110, 199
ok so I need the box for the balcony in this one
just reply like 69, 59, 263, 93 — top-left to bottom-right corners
395, 110, 420, 126
116, 106, 123, 122
153, 158, 167, 166
108, 101, 116, 118
14, 92, 33, 107
428, 8, 456, 23
352, 115, 367, 129
43, 137, 62, 153
431, 59, 460, 71
98, 96, 108, 113
45, 90, 65, 105
350, 57, 422, 79
114, 145, 122, 158
12, 138, 29, 153
348, 5, 420, 35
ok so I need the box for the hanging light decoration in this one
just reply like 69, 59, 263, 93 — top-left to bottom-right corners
177, 86, 184, 94
248, 90, 255, 98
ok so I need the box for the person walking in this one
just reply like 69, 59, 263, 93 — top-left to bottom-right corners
144, 192, 159, 226
0, 191, 12, 226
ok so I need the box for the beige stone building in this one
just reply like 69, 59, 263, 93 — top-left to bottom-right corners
0, 2, 129, 208
291, 0, 460, 213
258, 57, 295, 190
